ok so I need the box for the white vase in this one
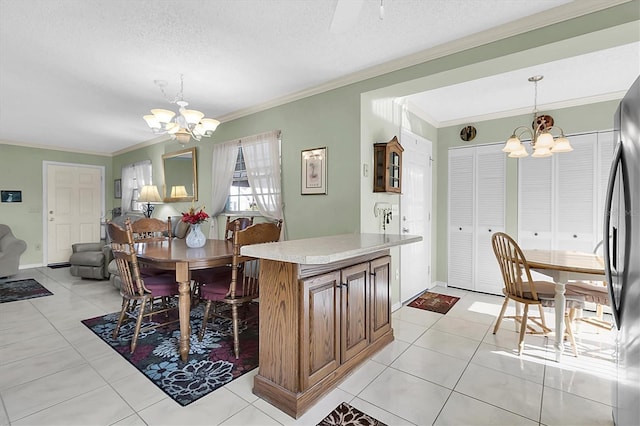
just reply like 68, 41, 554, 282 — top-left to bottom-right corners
186, 223, 206, 248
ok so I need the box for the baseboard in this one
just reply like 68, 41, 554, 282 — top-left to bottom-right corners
19, 263, 43, 270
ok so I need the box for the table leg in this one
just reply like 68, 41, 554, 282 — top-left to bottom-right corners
554, 278, 566, 362
176, 261, 191, 362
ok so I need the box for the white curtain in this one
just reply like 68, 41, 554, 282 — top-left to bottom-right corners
208, 142, 240, 237
121, 160, 152, 213
242, 130, 285, 236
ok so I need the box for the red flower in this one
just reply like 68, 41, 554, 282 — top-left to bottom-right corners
181, 206, 210, 224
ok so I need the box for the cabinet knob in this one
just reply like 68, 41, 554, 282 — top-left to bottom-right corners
459, 227, 462, 231
534, 232, 538, 236
488, 229, 492, 232
573, 234, 577, 238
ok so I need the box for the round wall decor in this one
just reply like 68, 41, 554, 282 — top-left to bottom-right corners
460, 125, 477, 141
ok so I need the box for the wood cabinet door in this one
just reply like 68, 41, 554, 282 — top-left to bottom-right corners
370, 256, 391, 342
340, 262, 370, 362
300, 271, 341, 390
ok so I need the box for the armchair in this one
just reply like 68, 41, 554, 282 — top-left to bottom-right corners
0, 224, 27, 278
69, 241, 111, 280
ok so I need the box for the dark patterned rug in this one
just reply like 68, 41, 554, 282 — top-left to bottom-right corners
407, 291, 460, 314
81, 304, 258, 406
318, 402, 387, 426
0, 278, 53, 303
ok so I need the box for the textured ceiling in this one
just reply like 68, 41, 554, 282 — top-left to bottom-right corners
0, 0, 637, 155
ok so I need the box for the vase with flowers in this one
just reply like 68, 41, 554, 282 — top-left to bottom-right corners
181, 204, 209, 248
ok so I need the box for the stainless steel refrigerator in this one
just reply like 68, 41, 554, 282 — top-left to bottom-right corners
604, 75, 640, 426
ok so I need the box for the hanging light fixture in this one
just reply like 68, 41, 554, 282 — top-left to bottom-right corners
502, 75, 573, 158
143, 74, 220, 145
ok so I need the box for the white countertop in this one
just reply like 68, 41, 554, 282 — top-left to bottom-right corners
241, 233, 422, 264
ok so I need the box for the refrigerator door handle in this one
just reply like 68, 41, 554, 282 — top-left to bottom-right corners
603, 140, 623, 328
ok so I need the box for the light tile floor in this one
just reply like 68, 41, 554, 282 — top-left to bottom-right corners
0, 267, 616, 425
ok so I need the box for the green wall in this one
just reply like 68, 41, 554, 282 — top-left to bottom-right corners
0, 144, 112, 266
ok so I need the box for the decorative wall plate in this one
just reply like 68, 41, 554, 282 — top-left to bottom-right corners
460, 125, 477, 141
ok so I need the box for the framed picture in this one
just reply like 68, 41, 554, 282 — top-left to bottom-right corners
301, 147, 327, 195
114, 179, 122, 199
1, 190, 22, 203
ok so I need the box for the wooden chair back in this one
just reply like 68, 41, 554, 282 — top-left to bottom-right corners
228, 220, 282, 300
107, 219, 146, 297
491, 232, 542, 302
130, 217, 172, 243
224, 216, 254, 240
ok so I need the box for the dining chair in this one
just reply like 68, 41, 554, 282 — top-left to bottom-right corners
128, 217, 174, 277
566, 240, 612, 331
491, 232, 585, 356
224, 216, 254, 240
130, 217, 172, 242
197, 220, 282, 358
108, 219, 180, 353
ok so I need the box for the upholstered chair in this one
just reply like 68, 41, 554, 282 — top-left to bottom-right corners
0, 224, 27, 278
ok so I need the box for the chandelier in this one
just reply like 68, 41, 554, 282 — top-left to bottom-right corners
502, 75, 573, 158
143, 74, 219, 145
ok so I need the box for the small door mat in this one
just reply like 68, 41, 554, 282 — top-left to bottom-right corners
317, 402, 387, 426
407, 291, 459, 314
48, 263, 70, 269
0, 279, 53, 303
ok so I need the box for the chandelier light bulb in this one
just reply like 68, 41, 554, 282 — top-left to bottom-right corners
535, 131, 554, 149
551, 136, 574, 153
508, 144, 529, 158
532, 146, 552, 158
503, 135, 523, 153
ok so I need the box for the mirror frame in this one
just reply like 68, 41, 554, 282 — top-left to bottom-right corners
162, 147, 198, 202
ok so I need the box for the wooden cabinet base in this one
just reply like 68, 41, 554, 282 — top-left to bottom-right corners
253, 331, 393, 418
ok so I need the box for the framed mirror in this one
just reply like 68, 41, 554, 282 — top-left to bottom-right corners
162, 147, 198, 202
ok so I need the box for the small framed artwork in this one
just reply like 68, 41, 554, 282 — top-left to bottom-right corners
1, 190, 22, 203
301, 147, 327, 195
114, 179, 122, 199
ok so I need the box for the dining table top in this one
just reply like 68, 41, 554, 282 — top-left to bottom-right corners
523, 249, 605, 275
135, 238, 234, 270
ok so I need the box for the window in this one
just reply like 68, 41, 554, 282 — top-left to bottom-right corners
121, 160, 152, 213
226, 148, 257, 212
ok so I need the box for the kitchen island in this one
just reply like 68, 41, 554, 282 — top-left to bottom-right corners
241, 233, 421, 418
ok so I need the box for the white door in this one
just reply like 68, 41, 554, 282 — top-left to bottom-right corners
474, 144, 506, 295
45, 163, 104, 265
448, 147, 474, 291
400, 130, 432, 303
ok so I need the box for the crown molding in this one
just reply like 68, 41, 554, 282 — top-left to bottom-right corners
0, 139, 113, 157
409, 91, 628, 129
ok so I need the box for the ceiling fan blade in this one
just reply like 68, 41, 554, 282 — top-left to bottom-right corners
330, 0, 365, 34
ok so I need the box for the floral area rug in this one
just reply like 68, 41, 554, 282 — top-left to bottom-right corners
0, 278, 53, 303
407, 291, 460, 314
81, 304, 258, 406
317, 402, 387, 426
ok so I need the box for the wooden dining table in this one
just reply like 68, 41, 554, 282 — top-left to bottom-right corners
523, 249, 606, 361
135, 238, 234, 362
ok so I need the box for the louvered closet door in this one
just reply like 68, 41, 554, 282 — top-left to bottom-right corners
555, 133, 597, 251
518, 154, 553, 250
474, 145, 506, 295
597, 131, 615, 247
448, 148, 474, 291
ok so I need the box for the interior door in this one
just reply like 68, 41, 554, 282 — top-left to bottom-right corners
400, 130, 432, 303
45, 163, 104, 265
